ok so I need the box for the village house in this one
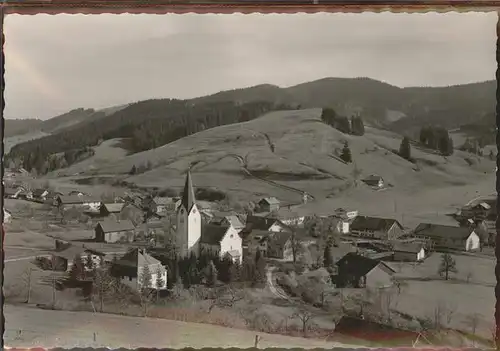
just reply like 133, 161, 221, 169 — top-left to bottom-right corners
99, 203, 126, 217
51, 243, 106, 272
153, 197, 175, 214
461, 201, 492, 220
362, 175, 384, 188
95, 219, 136, 243
256, 197, 281, 213
392, 242, 426, 262
3, 209, 12, 223
242, 229, 272, 257
56, 195, 102, 210
200, 223, 243, 263
111, 248, 168, 291
350, 216, 404, 241
244, 215, 288, 233
32, 189, 49, 202
334, 252, 395, 289
265, 231, 294, 261
413, 223, 481, 251
68, 190, 89, 197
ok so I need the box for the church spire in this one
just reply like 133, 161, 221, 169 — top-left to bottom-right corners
181, 169, 196, 212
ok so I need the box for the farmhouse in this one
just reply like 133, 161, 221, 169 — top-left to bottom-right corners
95, 219, 135, 243
335, 252, 395, 289
362, 175, 384, 188
56, 195, 101, 209
244, 215, 288, 233
266, 231, 294, 261
200, 224, 243, 263
111, 248, 167, 291
51, 244, 106, 272
32, 189, 49, 202
350, 216, 404, 240
242, 229, 271, 256
153, 197, 175, 214
99, 203, 126, 217
413, 223, 480, 251
257, 197, 280, 213
461, 201, 492, 220
392, 242, 426, 262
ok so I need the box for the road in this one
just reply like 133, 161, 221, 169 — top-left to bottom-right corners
265, 266, 292, 301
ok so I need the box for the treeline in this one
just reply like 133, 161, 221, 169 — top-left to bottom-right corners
7, 99, 283, 175
320, 108, 365, 136
419, 126, 454, 156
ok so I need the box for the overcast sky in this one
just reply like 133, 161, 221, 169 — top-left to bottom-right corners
4, 12, 497, 120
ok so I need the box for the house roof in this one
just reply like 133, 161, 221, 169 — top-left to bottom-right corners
393, 242, 425, 254
32, 189, 48, 197
102, 203, 126, 213
153, 197, 172, 206
335, 252, 395, 276
4, 187, 19, 195
96, 219, 135, 233
350, 216, 402, 232
201, 224, 229, 245
211, 214, 244, 229
245, 215, 281, 231
259, 197, 280, 205
58, 195, 85, 204
180, 170, 196, 212
363, 175, 383, 182
115, 248, 162, 268
414, 223, 475, 240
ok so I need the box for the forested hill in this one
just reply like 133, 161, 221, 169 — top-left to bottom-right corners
6, 77, 495, 175
6, 99, 283, 174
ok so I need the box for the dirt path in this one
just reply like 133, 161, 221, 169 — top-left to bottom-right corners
266, 266, 292, 301
4, 304, 359, 349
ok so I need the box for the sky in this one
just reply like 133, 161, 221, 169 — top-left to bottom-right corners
4, 12, 497, 120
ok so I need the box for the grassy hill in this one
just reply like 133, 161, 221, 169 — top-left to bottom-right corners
50, 108, 493, 222
4, 118, 44, 137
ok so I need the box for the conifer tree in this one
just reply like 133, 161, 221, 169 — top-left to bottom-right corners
340, 141, 352, 163
399, 137, 412, 160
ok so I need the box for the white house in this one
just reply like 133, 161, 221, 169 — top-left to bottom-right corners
3, 209, 12, 223
176, 170, 202, 257
112, 248, 168, 291
362, 175, 384, 189
200, 224, 243, 263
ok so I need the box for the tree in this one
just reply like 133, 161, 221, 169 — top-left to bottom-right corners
68, 254, 85, 282
340, 141, 352, 163
205, 260, 218, 287
155, 266, 165, 302
323, 244, 334, 269
254, 253, 267, 285
465, 313, 481, 336
85, 253, 95, 272
92, 267, 113, 312
399, 137, 412, 160
489, 149, 496, 161
438, 253, 457, 280
21, 267, 33, 304
129, 165, 137, 175
321, 108, 337, 125
292, 308, 314, 337
139, 264, 153, 290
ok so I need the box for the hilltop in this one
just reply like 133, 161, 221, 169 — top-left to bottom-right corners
48, 108, 494, 226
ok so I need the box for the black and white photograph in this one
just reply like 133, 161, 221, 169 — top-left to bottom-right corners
2, 11, 498, 349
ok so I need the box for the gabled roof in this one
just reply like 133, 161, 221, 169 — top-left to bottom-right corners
363, 174, 383, 182
180, 170, 196, 212
153, 197, 172, 206
413, 223, 475, 240
201, 224, 230, 245
245, 215, 282, 231
115, 248, 162, 268
259, 197, 280, 205
32, 189, 48, 197
101, 203, 126, 213
58, 195, 85, 204
211, 214, 245, 229
96, 219, 135, 233
350, 216, 402, 232
393, 242, 425, 254
268, 231, 292, 247
335, 252, 395, 276
52, 245, 105, 261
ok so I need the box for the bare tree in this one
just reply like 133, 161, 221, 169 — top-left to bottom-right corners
92, 267, 113, 312
433, 302, 444, 330
437, 253, 457, 280
292, 307, 314, 337
443, 301, 457, 326
208, 285, 245, 313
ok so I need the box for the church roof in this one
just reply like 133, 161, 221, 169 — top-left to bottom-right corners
180, 170, 196, 212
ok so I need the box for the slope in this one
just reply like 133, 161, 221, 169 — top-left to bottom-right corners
54, 108, 494, 212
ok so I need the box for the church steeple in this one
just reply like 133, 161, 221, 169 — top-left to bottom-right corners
181, 169, 196, 212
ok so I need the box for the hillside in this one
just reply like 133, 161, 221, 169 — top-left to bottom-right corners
49, 108, 494, 224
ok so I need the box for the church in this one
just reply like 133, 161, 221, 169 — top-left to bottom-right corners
176, 170, 243, 262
